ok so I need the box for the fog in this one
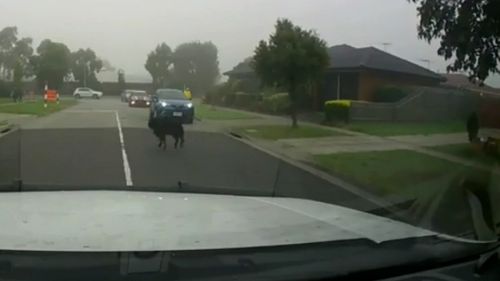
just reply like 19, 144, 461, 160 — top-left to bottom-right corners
1, 0, 499, 86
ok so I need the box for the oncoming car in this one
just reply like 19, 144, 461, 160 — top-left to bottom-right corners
120, 89, 134, 102
150, 88, 194, 124
128, 90, 151, 108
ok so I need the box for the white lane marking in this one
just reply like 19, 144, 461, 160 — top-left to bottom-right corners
115, 111, 133, 186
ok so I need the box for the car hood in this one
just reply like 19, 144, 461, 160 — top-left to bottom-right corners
0, 191, 467, 252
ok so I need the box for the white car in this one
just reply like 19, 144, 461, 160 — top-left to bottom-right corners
73, 87, 103, 99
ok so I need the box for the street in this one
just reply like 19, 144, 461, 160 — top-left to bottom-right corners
0, 98, 378, 211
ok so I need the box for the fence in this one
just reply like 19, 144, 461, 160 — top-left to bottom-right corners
350, 87, 481, 122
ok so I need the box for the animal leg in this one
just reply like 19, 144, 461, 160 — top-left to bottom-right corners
174, 136, 179, 149
161, 135, 166, 150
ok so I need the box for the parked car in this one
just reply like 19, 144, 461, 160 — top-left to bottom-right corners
150, 88, 194, 124
120, 89, 134, 102
128, 90, 151, 108
73, 87, 103, 99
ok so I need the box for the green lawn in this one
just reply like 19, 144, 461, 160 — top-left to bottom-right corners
0, 100, 77, 116
236, 125, 345, 140
313, 150, 479, 196
0, 98, 12, 104
313, 149, 500, 235
196, 103, 258, 120
338, 120, 465, 136
431, 143, 499, 166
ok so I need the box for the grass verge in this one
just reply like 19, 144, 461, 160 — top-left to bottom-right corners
430, 143, 499, 166
196, 103, 258, 120
236, 125, 345, 140
312, 149, 480, 197
312, 149, 500, 235
0, 100, 77, 116
336, 120, 465, 136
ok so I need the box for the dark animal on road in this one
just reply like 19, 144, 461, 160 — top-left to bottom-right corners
148, 117, 185, 150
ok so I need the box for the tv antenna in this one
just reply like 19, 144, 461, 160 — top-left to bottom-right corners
380, 42, 392, 51
419, 58, 432, 69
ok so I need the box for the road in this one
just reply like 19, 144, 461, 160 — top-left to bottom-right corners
0, 98, 379, 211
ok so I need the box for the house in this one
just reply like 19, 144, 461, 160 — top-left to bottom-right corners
440, 73, 500, 96
223, 58, 261, 93
224, 44, 444, 102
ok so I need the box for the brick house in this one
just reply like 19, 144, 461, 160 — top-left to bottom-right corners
224, 44, 444, 102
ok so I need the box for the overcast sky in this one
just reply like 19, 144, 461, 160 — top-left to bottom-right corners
1, 0, 499, 86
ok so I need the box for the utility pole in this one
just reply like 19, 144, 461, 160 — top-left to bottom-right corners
83, 64, 87, 87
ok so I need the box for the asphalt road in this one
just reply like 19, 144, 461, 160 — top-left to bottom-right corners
0, 98, 378, 211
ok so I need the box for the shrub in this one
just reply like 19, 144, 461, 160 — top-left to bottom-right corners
261, 93, 290, 114
233, 92, 262, 107
324, 100, 351, 123
0, 80, 12, 97
222, 92, 236, 106
205, 82, 232, 105
373, 86, 407, 103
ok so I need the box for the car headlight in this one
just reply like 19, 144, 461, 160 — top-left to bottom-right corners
131, 101, 135, 104
161, 102, 168, 107
186, 102, 193, 108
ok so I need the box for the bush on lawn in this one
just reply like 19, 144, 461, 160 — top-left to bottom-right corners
223, 92, 236, 106
324, 99, 351, 123
261, 93, 290, 114
0, 80, 13, 97
373, 86, 408, 103
233, 92, 259, 107
204, 82, 233, 104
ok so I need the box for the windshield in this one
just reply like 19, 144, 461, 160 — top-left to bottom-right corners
0, 0, 499, 280
156, 89, 186, 100
131, 91, 147, 96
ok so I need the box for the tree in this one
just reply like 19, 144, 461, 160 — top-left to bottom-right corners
0, 26, 17, 79
101, 59, 115, 72
172, 41, 220, 95
0, 27, 33, 81
253, 19, 329, 127
71, 48, 103, 88
145, 43, 172, 89
12, 37, 34, 76
411, 0, 500, 82
31, 39, 71, 89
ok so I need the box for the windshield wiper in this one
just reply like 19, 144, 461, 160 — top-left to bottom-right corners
475, 240, 500, 275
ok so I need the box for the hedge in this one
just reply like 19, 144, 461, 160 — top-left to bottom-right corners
233, 92, 263, 107
0, 80, 13, 97
373, 86, 407, 103
324, 99, 351, 123
261, 93, 290, 114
